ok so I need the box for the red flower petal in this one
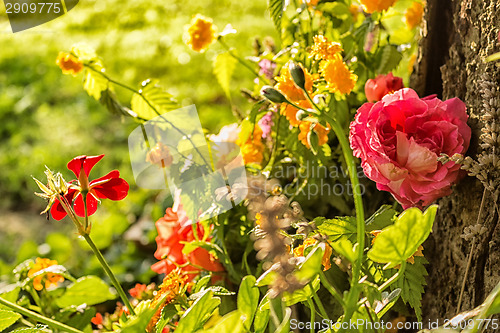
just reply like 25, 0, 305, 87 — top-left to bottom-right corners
90, 170, 129, 200
67, 155, 104, 179
50, 189, 78, 221
73, 192, 99, 217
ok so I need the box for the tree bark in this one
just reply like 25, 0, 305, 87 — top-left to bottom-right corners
411, 0, 499, 329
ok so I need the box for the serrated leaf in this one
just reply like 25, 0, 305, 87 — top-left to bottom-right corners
193, 275, 212, 294
282, 276, 320, 306
56, 276, 115, 308
131, 79, 178, 120
268, 0, 285, 33
176, 290, 220, 333
317, 216, 357, 242
0, 309, 21, 331
368, 205, 437, 267
253, 296, 270, 333
120, 298, 165, 333
83, 64, 109, 100
155, 303, 177, 333
376, 45, 403, 74
237, 276, 259, 330
213, 52, 237, 99
188, 286, 235, 301
395, 256, 428, 321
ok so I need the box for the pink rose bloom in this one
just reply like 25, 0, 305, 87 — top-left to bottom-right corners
365, 72, 404, 102
349, 88, 471, 209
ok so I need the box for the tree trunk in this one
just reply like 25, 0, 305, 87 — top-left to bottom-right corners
411, 0, 499, 329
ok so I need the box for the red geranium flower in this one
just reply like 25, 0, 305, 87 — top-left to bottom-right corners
151, 206, 224, 281
50, 155, 129, 220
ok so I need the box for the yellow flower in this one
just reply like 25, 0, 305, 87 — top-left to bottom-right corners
56, 52, 83, 75
319, 55, 357, 95
405, 1, 424, 30
359, 0, 397, 13
236, 125, 264, 165
408, 53, 417, 73
294, 238, 332, 271
147, 268, 188, 332
309, 35, 343, 61
185, 14, 217, 52
28, 258, 64, 291
349, 4, 362, 21
298, 122, 330, 149
274, 62, 314, 102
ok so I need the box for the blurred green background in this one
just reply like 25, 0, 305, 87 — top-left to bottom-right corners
0, 0, 276, 284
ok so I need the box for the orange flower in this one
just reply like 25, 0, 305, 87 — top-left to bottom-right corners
147, 269, 188, 332
405, 1, 424, 30
349, 4, 362, 20
91, 313, 103, 326
28, 258, 64, 291
274, 62, 314, 102
146, 142, 173, 168
298, 122, 330, 148
56, 52, 83, 75
359, 0, 397, 13
185, 14, 217, 52
309, 35, 343, 61
319, 55, 357, 95
302, 0, 320, 7
236, 125, 265, 165
294, 238, 332, 271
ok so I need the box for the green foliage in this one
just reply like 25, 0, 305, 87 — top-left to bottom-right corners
0, 309, 21, 331
368, 205, 437, 267
268, 0, 286, 34
213, 52, 237, 99
130, 79, 178, 120
55, 276, 115, 308
395, 256, 428, 321
237, 275, 259, 329
176, 290, 221, 333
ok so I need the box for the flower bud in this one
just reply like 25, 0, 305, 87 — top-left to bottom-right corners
289, 62, 307, 90
261, 86, 288, 104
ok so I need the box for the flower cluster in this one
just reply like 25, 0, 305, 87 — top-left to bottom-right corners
151, 206, 224, 280
185, 14, 217, 52
56, 52, 83, 75
28, 258, 64, 291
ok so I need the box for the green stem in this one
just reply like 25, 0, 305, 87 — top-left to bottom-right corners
309, 282, 330, 321
319, 270, 345, 307
265, 113, 281, 171
218, 39, 270, 84
378, 262, 406, 292
82, 234, 136, 316
0, 296, 83, 333
299, 89, 365, 329
306, 297, 316, 333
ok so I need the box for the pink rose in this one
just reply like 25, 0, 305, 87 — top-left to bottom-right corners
364, 73, 404, 102
349, 88, 471, 209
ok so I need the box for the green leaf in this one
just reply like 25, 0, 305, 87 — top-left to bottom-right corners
176, 290, 221, 333
155, 303, 177, 333
213, 52, 237, 99
368, 205, 437, 267
120, 298, 165, 333
83, 64, 109, 101
130, 79, 178, 120
395, 256, 428, 321
193, 275, 212, 294
282, 276, 320, 306
237, 276, 259, 329
189, 286, 235, 300
274, 307, 292, 333
331, 237, 357, 264
317, 216, 357, 242
268, 0, 285, 33
55, 276, 115, 308
0, 309, 21, 331
202, 310, 245, 333
0, 285, 20, 311
253, 296, 270, 333
295, 245, 324, 283
365, 205, 398, 232
376, 45, 403, 74
256, 266, 279, 287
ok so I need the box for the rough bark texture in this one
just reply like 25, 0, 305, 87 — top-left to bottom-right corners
411, 0, 500, 329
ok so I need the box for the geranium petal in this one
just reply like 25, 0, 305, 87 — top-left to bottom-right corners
67, 155, 104, 178
73, 193, 98, 217
50, 199, 68, 221
92, 176, 129, 200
